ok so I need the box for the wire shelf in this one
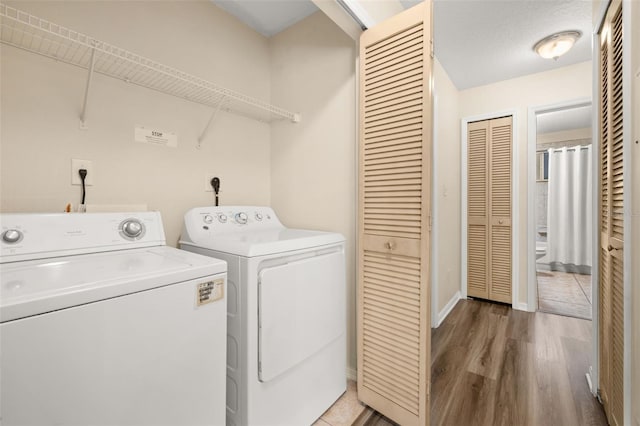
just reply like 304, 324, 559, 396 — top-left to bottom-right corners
0, 4, 300, 124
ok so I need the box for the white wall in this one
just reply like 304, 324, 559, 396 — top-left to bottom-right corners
459, 60, 592, 307
0, 1, 272, 246
433, 58, 461, 315
268, 12, 357, 374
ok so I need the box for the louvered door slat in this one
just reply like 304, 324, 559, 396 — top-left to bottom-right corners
365, 104, 423, 125
363, 348, 420, 383
358, 3, 432, 425
365, 25, 422, 58
611, 255, 624, 425
366, 62, 423, 91
601, 39, 610, 234
599, 246, 611, 405
365, 129, 422, 145
490, 119, 512, 219
468, 225, 488, 298
365, 69, 423, 96
490, 226, 512, 302
366, 93, 423, 116
365, 43, 423, 75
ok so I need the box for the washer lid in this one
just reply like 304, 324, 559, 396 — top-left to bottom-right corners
181, 228, 344, 257
0, 246, 226, 322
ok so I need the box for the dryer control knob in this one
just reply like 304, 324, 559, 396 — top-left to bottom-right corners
235, 212, 248, 225
203, 215, 214, 224
255, 213, 263, 221
218, 214, 228, 223
2, 229, 22, 244
121, 220, 144, 239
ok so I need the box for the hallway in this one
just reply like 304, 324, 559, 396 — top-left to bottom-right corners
429, 299, 606, 426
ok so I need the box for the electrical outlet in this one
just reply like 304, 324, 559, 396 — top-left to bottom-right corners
204, 173, 218, 192
71, 159, 94, 186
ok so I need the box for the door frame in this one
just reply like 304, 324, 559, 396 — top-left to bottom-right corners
620, 1, 633, 423
460, 110, 520, 308
526, 97, 595, 389
431, 93, 439, 327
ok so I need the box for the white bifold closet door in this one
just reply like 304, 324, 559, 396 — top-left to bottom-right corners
357, 2, 433, 425
598, 0, 624, 424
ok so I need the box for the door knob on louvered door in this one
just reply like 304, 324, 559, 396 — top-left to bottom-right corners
385, 241, 396, 250
607, 244, 614, 252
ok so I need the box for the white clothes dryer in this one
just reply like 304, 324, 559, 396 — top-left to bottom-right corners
180, 206, 346, 426
0, 212, 227, 426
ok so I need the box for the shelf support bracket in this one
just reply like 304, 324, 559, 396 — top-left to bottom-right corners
196, 97, 225, 149
79, 46, 97, 130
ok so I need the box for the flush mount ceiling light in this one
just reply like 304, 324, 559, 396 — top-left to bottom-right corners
533, 30, 582, 60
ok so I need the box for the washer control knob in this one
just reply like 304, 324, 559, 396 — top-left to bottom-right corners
235, 212, 248, 225
218, 214, 228, 223
255, 213, 263, 221
203, 215, 214, 224
2, 229, 22, 244
122, 220, 143, 239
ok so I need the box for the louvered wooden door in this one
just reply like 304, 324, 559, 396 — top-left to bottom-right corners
357, 2, 433, 425
467, 117, 512, 303
598, 1, 624, 424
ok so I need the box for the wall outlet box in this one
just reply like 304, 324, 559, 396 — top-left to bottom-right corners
71, 159, 94, 186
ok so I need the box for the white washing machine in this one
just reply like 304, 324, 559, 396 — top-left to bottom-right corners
0, 212, 227, 426
180, 206, 346, 426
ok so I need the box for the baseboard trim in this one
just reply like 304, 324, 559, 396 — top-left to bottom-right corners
514, 302, 531, 312
586, 371, 594, 395
346, 367, 357, 382
434, 291, 461, 328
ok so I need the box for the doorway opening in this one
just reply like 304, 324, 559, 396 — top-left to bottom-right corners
530, 101, 593, 320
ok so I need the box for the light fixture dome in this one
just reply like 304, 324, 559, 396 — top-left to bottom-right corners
533, 30, 582, 60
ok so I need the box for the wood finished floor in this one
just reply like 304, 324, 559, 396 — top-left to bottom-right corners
364, 299, 607, 426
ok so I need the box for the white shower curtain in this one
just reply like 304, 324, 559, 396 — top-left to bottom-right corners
547, 145, 592, 268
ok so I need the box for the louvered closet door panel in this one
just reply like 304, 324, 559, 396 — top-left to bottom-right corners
608, 5, 624, 426
609, 5, 624, 247
358, 3, 432, 425
467, 116, 511, 304
611, 252, 624, 426
598, 22, 612, 412
599, 245, 611, 406
598, 1, 624, 424
467, 121, 489, 299
600, 37, 610, 240
489, 117, 512, 302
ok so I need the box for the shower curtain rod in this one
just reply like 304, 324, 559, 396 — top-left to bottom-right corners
537, 146, 591, 153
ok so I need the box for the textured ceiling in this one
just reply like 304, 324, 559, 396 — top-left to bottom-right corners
537, 104, 592, 134
402, 0, 593, 89
211, 0, 593, 90
211, 0, 318, 37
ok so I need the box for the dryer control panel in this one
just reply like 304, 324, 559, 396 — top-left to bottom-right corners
184, 206, 284, 233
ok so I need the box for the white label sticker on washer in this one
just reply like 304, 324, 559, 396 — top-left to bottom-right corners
134, 125, 177, 148
196, 279, 224, 306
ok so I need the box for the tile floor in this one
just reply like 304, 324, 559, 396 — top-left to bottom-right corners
313, 380, 367, 426
537, 270, 592, 320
